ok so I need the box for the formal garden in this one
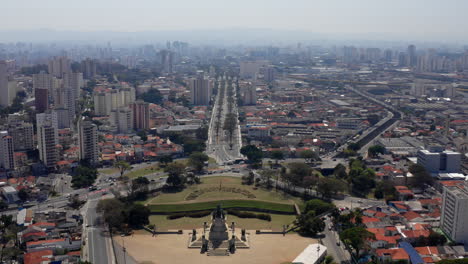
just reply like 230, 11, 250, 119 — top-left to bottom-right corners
143, 176, 303, 231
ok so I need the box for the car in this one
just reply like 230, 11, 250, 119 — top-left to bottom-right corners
328, 226, 332, 231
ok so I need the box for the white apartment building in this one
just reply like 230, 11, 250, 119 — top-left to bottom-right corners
441, 182, 468, 244
417, 146, 461, 174
189, 73, 211, 106
36, 112, 59, 168
110, 107, 134, 134
93, 87, 136, 116
78, 119, 99, 165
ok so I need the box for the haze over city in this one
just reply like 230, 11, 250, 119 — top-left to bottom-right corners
2, 0, 468, 43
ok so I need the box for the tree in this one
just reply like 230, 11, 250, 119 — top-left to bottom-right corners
317, 178, 347, 199
259, 169, 275, 188
137, 130, 148, 142
126, 204, 150, 227
97, 198, 126, 231
188, 152, 209, 173
242, 171, 255, 185
18, 188, 29, 202
159, 155, 173, 166
299, 150, 318, 162
139, 88, 163, 104
270, 150, 284, 164
304, 199, 335, 215
409, 164, 433, 189
351, 168, 376, 196
340, 227, 375, 258
130, 177, 150, 200
374, 181, 397, 200
295, 211, 325, 236
165, 162, 186, 188
368, 145, 385, 157
288, 162, 312, 188
72, 165, 98, 188
333, 164, 348, 179
114, 161, 131, 178
348, 143, 361, 151
240, 145, 263, 164
183, 138, 206, 154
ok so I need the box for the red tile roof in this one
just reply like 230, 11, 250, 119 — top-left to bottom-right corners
415, 246, 439, 256
24, 250, 53, 264
376, 248, 409, 260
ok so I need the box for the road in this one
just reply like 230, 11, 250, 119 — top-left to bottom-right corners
84, 198, 113, 264
321, 217, 352, 264
207, 76, 243, 164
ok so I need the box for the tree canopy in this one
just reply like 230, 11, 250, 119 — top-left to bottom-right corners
139, 88, 163, 104
240, 145, 263, 163
188, 152, 209, 173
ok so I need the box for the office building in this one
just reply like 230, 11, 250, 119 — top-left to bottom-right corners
78, 119, 99, 165
7, 81, 18, 106
54, 108, 71, 129
35, 88, 49, 113
7, 122, 34, 151
48, 56, 71, 78
407, 45, 417, 67
160, 50, 174, 74
240, 60, 268, 79
0, 131, 14, 170
0, 61, 10, 107
264, 66, 276, 83
417, 146, 461, 174
189, 73, 211, 106
81, 58, 97, 79
64, 72, 83, 101
110, 107, 134, 134
36, 112, 58, 168
384, 49, 393, 62
33, 71, 57, 106
131, 101, 150, 130
243, 84, 257, 105
441, 182, 468, 244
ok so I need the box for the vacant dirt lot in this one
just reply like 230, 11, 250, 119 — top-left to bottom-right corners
116, 230, 317, 264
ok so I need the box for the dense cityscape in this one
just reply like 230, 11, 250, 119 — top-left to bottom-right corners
1, 2, 468, 264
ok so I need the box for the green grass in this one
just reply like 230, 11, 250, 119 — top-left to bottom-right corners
149, 213, 296, 231
148, 199, 295, 214
146, 176, 302, 205
125, 164, 163, 179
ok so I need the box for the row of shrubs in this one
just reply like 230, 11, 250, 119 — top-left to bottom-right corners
227, 209, 271, 222
167, 210, 212, 220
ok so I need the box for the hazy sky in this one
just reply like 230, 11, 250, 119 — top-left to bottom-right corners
2, 0, 467, 39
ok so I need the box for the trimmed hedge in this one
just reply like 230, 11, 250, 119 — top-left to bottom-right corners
227, 209, 271, 221
148, 200, 295, 214
167, 210, 212, 220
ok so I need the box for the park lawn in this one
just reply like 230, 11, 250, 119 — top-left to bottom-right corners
125, 159, 189, 179
148, 200, 295, 214
147, 176, 302, 205
125, 164, 163, 179
149, 213, 296, 231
